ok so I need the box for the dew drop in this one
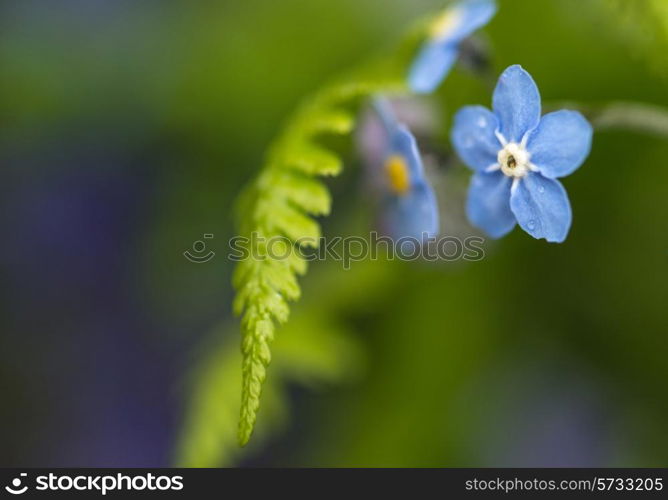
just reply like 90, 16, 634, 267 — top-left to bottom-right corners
527, 219, 536, 230
538, 185, 545, 194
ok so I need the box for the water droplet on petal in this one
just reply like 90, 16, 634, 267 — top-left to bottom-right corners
527, 219, 536, 230
538, 185, 545, 194
477, 117, 487, 128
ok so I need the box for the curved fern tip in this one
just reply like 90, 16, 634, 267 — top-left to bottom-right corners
237, 424, 252, 447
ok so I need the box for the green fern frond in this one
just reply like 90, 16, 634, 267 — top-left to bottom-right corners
175, 313, 363, 467
234, 81, 403, 447
233, 13, 434, 446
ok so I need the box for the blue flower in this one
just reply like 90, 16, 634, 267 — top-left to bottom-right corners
451, 65, 593, 243
372, 98, 439, 242
409, 0, 497, 94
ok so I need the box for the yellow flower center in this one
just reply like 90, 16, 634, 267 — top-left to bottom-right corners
429, 7, 462, 41
384, 155, 411, 195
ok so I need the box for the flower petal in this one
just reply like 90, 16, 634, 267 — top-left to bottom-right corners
466, 171, 516, 238
408, 43, 459, 94
451, 0, 498, 40
527, 110, 593, 178
451, 105, 501, 171
510, 172, 572, 243
492, 65, 541, 143
383, 181, 439, 241
433, 0, 498, 43
409, 0, 497, 94
390, 124, 425, 179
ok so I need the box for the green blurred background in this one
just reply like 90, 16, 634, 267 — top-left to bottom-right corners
1, 0, 667, 467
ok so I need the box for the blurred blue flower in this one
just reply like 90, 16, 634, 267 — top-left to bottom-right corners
372, 98, 439, 243
408, 0, 497, 94
451, 65, 592, 242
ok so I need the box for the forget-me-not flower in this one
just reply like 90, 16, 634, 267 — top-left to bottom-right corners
409, 0, 497, 94
451, 65, 593, 243
371, 98, 439, 242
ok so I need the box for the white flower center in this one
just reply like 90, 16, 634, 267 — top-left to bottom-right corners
497, 142, 531, 178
